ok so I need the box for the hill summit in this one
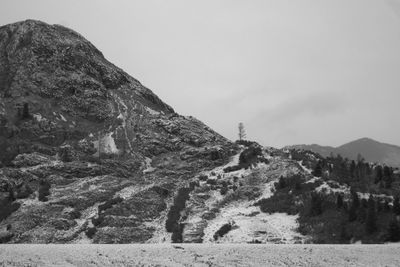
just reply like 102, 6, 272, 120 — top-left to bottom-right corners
286, 138, 400, 167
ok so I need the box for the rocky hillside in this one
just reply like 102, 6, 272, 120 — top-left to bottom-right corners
286, 138, 400, 168
0, 20, 236, 243
1, 20, 399, 245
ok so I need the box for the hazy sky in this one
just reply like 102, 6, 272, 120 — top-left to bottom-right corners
2, 0, 400, 147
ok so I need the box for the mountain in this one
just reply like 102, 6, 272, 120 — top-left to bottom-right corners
0, 19, 235, 243
1, 20, 399, 245
286, 138, 400, 167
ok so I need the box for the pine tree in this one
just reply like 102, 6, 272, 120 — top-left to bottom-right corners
350, 189, 360, 209
348, 204, 357, 222
365, 195, 377, 234
312, 161, 323, 177
393, 197, 400, 216
388, 218, 400, 242
309, 192, 323, 216
238, 122, 246, 141
383, 166, 393, 188
337, 194, 344, 209
375, 165, 383, 184
22, 103, 30, 119
348, 189, 359, 222
278, 176, 286, 189
350, 160, 356, 179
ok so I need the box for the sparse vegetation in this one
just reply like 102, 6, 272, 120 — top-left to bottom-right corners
213, 222, 233, 241
85, 227, 97, 239
38, 180, 51, 202
224, 144, 268, 173
166, 186, 193, 243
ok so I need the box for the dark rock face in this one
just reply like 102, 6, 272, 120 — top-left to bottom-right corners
0, 20, 234, 243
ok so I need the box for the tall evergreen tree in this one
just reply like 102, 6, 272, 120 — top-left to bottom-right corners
337, 194, 344, 209
348, 188, 359, 222
309, 192, 323, 216
312, 161, 323, 178
393, 197, 400, 216
388, 218, 400, 242
366, 195, 377, 234
22, 103, 30, 119
238, 122, 246, 141
375, 165, 383, 184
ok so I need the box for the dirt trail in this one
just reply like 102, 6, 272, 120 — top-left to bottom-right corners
1, 244, 399, 266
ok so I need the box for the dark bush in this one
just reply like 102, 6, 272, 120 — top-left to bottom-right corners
153, 186, 169, 197
0, 231, 14, 243
0, 201, 21, 222
278, 176, 286, 189
309, 192, 323, 216
220, 186, 228, 195
165, 187, 192, 237
189, 181, 199, 190
223, 165, 242, 173
171, 223, 185, 243
98, 197, 123, 214
92, 216, 104, 227
210, 150, 222, 161
213, 223, 232, 240
69, 209, 82, 219
388, 218, 400, 242
239, 146, 262, 167
85, 227, 97, 239
198, 175, 208, 181
16, 184, 33, 199
22, 103, 31, 119
206, 179, 217, 185
224, 145, 264, 173
38, 180, 51, 202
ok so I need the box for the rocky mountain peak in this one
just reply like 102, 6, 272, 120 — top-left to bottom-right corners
0, 19, 231, 164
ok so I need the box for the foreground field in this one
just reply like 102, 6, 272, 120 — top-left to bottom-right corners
1, 244, 400, 266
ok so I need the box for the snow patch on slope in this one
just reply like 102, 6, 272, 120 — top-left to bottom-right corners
145, 107, 160, 116
143, 157, 155, 174
201, 177, 305, 244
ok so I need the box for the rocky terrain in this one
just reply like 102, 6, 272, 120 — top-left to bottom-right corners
1, 20, 400, 246
0, 20, 235, 243
0, 20, 311, 245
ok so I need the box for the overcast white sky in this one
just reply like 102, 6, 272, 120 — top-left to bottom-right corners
2, 0, 400, 147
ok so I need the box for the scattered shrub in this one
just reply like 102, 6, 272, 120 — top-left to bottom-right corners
206, 179, 217, 185
0, 201, 21, 222
165, 186, 193, 242
223, 165, 241, 173
387, 218, 400, 242
220, 186, 228, 195
213, 223, 233, 240
198, 175, 208, 181
38, 180, 51, 202
98, 197, 123, 214
85, 227, 97, 239
153, 186, 169, 197
171, 223, 185, 243
239, 146, 262, 167
92, 216, 104, 227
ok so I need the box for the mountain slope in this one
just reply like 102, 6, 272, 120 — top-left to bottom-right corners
0, 20, 235, 243
286, 138, 400, 167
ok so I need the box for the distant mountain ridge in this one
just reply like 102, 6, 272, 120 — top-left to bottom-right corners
286, 137, 400, 167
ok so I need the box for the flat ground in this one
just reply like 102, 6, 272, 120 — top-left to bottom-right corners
0, 244, 400, 266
